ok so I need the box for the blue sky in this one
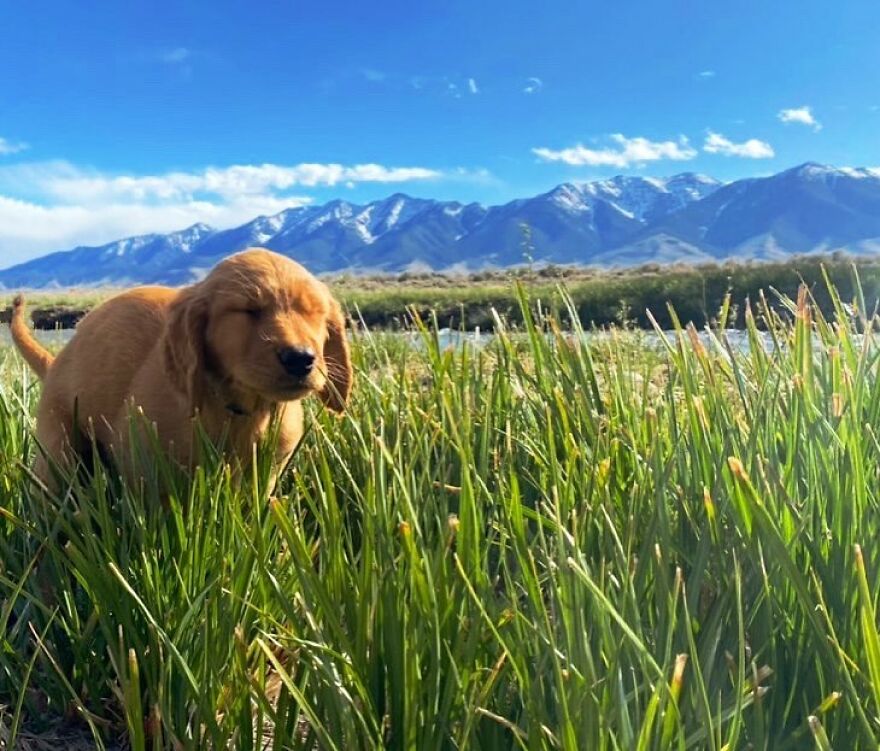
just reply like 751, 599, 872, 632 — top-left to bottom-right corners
1, 0, 879, 266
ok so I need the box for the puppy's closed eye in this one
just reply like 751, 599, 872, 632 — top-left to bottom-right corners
226, 305, 262, 320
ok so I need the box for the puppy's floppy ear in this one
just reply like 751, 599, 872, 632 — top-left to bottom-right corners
319, 300, 352, 413
163, 285, 209, 409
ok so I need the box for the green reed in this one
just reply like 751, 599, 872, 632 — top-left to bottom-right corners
1, 276, 880, 749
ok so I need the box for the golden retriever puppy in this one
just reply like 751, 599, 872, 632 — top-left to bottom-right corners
10, 248, 352, 490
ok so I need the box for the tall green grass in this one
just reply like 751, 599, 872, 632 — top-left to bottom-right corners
2, 279, 880, 748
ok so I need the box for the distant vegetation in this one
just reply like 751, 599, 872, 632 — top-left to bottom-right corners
3, 253, 880, 330
337, 253, 880, 330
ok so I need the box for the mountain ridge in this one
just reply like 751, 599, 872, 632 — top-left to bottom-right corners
3, 163, 880, 288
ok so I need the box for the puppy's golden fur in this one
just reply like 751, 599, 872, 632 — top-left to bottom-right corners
11, 248, 352, 488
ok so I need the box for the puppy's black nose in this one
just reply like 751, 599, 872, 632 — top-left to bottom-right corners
278, 346, 316, 378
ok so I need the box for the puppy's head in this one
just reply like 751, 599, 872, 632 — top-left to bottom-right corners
164, 249, 352, 412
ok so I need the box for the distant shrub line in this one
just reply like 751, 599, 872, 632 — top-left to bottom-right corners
4, 254, 880, 331
346, 254, 880, 330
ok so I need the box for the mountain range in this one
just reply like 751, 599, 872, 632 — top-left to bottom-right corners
3, 162, 880, 288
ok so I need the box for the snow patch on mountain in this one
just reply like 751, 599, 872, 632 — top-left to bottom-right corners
353, 206, 377, 244
548, 184, 594, 213
551, 173, 721, 223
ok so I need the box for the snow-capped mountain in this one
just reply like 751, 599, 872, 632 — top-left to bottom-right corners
450, 173, 722, 267
630, 163, 880, 258
2, 164, 880, 288
0, 224, 217, 287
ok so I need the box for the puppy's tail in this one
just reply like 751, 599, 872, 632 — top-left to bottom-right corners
10, 295, 54, 380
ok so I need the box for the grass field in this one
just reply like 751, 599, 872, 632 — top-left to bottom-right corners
2, 280, 880, 749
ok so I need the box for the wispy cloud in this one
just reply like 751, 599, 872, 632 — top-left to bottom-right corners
523, 77, 543, 94
361, 68, 386, 83
697, 70, 716, 79
158, 47, 191, 64
703, 132, 774, 158
778, 106, 822, 131
151, 47, 196, 80
370, 72, 482, 98
0, 137, 29, 156
533, 134, 696, 168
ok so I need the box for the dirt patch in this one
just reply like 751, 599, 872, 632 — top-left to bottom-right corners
0, 717, 125, 751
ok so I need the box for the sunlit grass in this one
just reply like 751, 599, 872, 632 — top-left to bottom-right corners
2, 278, 880, 749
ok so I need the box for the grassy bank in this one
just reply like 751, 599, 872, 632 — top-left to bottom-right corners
5, 253, 880, 331
2, 282, 880, 748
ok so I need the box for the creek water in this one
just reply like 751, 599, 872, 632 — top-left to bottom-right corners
0, 325, 76, 348
0, 323, 773, 354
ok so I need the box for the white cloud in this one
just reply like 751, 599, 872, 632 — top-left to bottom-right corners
467, 78, 479, 94
523, 77, 543, 94
0, 160, 445, 267
0, 137, 28, 156
33, 162, 442, 204
532, 134, 697, 168
778, 106, 822, 131
703, 132, 775, 159
698, 70, 716, 79
0, 194, 313, 267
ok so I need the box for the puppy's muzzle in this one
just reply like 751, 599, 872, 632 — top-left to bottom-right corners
277, 346, 316, 378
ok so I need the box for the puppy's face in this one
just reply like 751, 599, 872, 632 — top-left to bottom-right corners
165, 249, 352, 411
